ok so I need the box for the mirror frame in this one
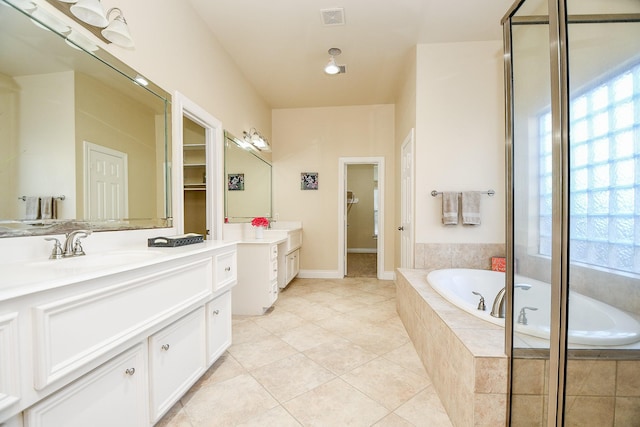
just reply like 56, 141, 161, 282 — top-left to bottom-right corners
0, 0, 172, 238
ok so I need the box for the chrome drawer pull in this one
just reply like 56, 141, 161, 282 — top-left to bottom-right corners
225, 266, 231, 272
161, 344, 170, 351
212, 309, 220, 315
125, 368, 135, 376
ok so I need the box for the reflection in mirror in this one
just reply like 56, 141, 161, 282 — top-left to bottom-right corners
224, 132, 271, 222
0, 0, 171, 237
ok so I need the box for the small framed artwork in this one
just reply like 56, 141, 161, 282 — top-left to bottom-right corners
228, 173, 244, 191
301, 172, 318, 190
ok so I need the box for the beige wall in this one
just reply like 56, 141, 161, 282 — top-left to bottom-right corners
272, 105, 395, 275
415, 41, 505, 245
95, 0, 272, 145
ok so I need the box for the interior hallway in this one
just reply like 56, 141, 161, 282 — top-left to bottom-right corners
157, 277, 452, 426
346, 253, 377, 278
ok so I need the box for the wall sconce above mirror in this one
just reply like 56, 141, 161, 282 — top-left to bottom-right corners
242, 128, 271, 152
46, 0, 134, 48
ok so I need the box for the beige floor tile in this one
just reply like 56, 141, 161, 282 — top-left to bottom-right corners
341, 357, 430, 410
251, 353, 336, 402
372, 413, 415, 427
394, 386, 453, 427
279, 300, 342, 322
155, 401, 192, 427
252, 308, 308, 334
189, 353, 246, 389
275, 322, 342, 352
228, 335, 298, 370
231, 319, 272, 345
304, 337, 379, 375
182, 374, 278, 426
341, 322, 410, 355
284, 378, 389, 426
236, 406, 302, 426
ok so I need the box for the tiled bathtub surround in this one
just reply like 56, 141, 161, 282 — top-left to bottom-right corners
415, 243, 506, 270
396, 268, 508, 426
511, 356, 640, 426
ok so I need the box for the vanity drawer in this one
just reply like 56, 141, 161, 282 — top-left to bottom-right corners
149, 308, 206, 423
32, 258, 212, 390
214, 250, 237, 291
270, 244, 278, 260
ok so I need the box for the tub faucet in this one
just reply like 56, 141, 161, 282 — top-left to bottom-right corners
517, 306, 538, 325
490, 283, 532, 318
471, 291, 486, 311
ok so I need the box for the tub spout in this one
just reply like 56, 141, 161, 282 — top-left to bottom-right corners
490, 283, 532, 318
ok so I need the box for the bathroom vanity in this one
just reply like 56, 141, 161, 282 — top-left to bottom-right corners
0, 240, 237, 426
224, 222, 302, 315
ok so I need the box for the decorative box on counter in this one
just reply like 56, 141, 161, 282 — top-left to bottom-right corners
148, 233, 204, 247
491, 256, 506, 272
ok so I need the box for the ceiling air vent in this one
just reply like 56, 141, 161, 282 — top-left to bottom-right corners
320, 8, 345, 26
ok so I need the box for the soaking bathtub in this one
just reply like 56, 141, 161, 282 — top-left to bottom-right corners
426, 268, 640, 346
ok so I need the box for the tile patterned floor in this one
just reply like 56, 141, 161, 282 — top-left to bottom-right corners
157, 277, 453, 427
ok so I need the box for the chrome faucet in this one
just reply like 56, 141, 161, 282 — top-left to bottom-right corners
45, 230, 92, 259
517, 306, 538, 325
490, 283, 532, 318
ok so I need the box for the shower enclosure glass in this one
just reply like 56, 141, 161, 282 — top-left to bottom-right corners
504, 0, 640, 425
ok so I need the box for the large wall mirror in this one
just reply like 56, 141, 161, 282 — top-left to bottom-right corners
224, 132, 271, 222
0, 0, 171, 238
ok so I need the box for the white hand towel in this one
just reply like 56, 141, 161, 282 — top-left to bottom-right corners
40, 197, 57, 219
25, 196, 40, 220
442, 192, 459, 225
462, 191, 481, 225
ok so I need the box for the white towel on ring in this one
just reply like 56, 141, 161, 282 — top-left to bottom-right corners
462, 191, 481, 225
442, 192, 458, 225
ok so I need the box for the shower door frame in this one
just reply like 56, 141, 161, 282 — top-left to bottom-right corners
503, 1, 640, 425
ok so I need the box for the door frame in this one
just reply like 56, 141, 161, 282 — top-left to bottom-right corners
172, 91, 223, 239
338, 157, 385, 279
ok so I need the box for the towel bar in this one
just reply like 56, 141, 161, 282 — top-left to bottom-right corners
18, 195, 66, 201
431, 189, 495, 197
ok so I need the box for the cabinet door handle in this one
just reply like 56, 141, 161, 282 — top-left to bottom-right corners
161, 344, 170, 351
212, 309, 220, 315
125, 368, 136, 376
225, 266, 231, 272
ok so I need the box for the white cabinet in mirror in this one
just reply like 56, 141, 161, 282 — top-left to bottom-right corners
0, 0, 172, 238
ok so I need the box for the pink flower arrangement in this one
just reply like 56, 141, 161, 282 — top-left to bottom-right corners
251, 217, 269, 228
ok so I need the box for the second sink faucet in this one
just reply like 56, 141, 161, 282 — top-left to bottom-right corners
490, 283, 532, 318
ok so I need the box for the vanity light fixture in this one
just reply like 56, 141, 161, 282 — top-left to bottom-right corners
133, 74, 148, 86
65, 29, 98, 52
70, 0, 108, 28
324, 47, 345, 75
243, 129, 271, 152
101, 7, 134, 48
30, 6, 71, 34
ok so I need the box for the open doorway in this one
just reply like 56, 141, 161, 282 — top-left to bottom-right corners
338, 157, 385, 279
346, 164, 378, 277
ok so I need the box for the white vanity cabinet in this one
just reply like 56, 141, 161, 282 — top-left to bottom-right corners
277, 227, 302, 289
0, 241, 237, 426
232, 240, 282, 315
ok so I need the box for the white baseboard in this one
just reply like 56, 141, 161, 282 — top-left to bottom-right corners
297, 270, 396, 281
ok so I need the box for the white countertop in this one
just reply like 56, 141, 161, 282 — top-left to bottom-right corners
0, 240, 237, 301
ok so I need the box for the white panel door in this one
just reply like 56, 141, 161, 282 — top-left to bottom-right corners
84, 142, 128, 220
400, 130, 415, 268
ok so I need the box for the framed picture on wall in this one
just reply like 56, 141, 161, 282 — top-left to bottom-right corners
228, 173, 244, 190
301, 172, 318, 190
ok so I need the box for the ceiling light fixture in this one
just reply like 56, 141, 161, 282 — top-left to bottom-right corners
70, 0, 108, 28
101, 7, 134, 48
324, 47, 343, 75
243, 128, 270, 152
